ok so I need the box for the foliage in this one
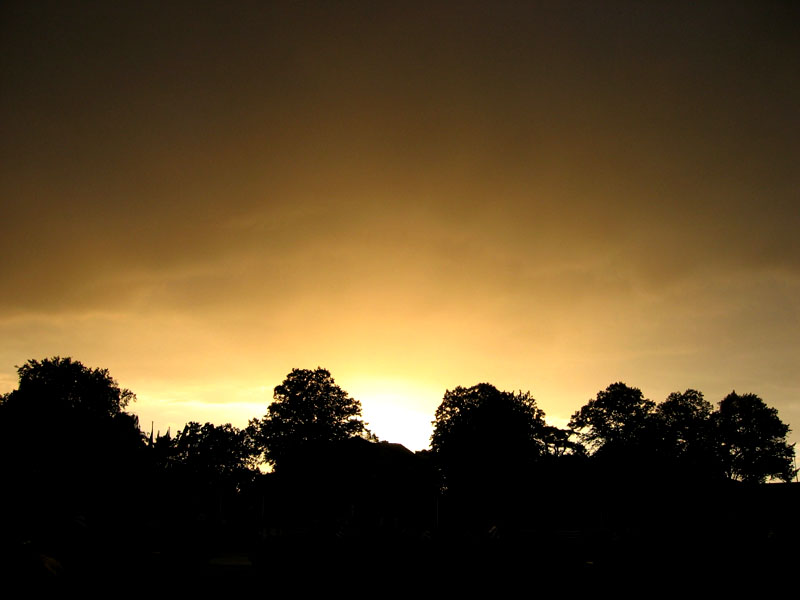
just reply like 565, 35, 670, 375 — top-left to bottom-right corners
3, 356, 136, 419
0, 357, 146, 554
254, 367, 365, 471
652, 389, 715, 467
714, 391, 796, 483
656, 389, 713, 436
431, 383, 548, 487
569, 383, 796, 484
167, 421, 261, 479
541, 425, 586, 458
0, 357, 144, 463
569, 382, 655, 454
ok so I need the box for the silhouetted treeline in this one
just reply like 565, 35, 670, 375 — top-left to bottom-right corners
0, 358, 797, 587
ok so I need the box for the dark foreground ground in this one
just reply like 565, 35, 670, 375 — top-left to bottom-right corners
6, 482, 798, 592
6, 527, 796, 594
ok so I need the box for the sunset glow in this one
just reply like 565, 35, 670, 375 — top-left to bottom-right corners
2, 2, 798, 451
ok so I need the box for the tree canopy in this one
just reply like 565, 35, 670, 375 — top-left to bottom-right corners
166, 421, 261, 480
1, 357, 798, 582
0, 357, 146, 559
569, 382, 656, 454
650, 389, 717, 476
0, 356, 143, 464
714, 391, 796, 483
431, 383, 548, 485
568, 383, 796, 484
253, 367, 365, 471
3, 356, 136, 419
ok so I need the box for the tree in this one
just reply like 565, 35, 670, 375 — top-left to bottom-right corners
0, 356, 144, 469
253, 367, 365, 471
167, 421, 260, 480
431, 383, 548, 486
0, 357, 146, 563
651, 389, 718, 477
655, 390, 713, 445
541, 425, 586, 458
569, 382, 655, 454
153, 421, 262, 534
3, 356, 136, 418
714, 391, 796, 484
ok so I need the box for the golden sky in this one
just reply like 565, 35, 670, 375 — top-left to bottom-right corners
2, 2, 798, 450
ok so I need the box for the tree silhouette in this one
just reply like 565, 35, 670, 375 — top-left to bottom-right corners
4, 356, 136, 418
149, 421, 262, 553
0, 357, 143, 471
652, 389, 719, 479
0, 357, 146, 578
569, 382, 655, 455
431, 383, 548, 494
714, 391, 796, 483
541, 424, 586, 458
253, 367, 365, 471
167, 421, 260, 480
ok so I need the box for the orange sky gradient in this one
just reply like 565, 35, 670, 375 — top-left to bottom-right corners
2, 2, 798, 451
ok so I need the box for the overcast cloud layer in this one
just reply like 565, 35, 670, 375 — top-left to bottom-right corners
2, 2, 798, 449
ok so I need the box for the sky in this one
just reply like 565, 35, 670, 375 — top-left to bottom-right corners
1, 1, 798, 452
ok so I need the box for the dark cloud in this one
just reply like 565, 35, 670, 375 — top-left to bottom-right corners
1, 1, 798, 447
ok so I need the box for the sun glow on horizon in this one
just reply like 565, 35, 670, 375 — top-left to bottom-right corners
1, 1, 798, 458
346, 376, 444, 451
127, 373, 443, 451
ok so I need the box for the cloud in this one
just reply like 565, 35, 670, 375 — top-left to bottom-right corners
1, 1, 797, 450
